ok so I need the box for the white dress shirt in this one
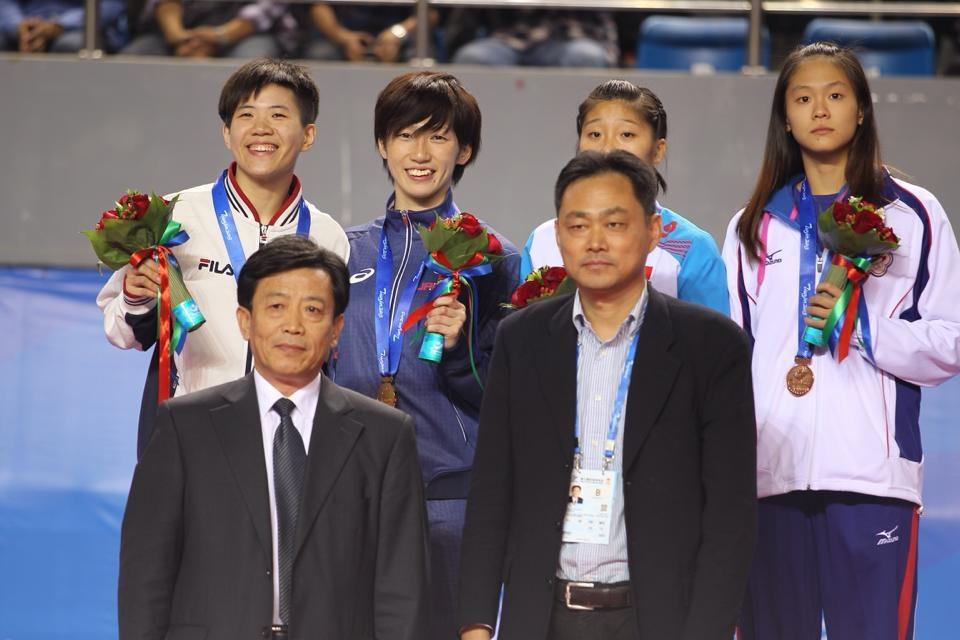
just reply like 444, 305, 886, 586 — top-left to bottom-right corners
253, 370, 321, 625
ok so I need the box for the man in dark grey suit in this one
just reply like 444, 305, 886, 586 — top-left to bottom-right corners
118, 235, 429, 640
459, 151, 756, 640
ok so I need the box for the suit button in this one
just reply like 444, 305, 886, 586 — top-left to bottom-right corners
266, 569, 271, 577
546, 577, 554, 586
555, 520, 562, 530
261, 630, 269, 638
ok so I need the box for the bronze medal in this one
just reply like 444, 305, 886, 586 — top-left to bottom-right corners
377, 375, 398, 407
786, 357, 814, 397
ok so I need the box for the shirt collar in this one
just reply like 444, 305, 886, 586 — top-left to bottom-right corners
572, 284, 648, 342
253, 369, 322, 424
227, 162, 303, 226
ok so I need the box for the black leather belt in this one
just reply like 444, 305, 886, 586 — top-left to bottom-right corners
555, 579, 633, 610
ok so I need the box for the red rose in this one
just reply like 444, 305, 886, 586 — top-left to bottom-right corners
542, 266, 567, 289
118, 193, 150, 219
832, 201, 853, 225
511, 281, 543, 308
94, 209, 118, 231
852, 210, 883, 233
486, 232, 503, 255
458, 212, 482, 237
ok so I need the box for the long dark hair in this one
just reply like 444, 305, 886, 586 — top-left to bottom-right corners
738, 42, 884, 261
576, 80, 669, 193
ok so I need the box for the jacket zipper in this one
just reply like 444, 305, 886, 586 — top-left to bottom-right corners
451, 400, 468, 444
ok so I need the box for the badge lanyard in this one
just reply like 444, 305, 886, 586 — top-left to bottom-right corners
574, 329, 641, 472
374, 222, 424, 380
211, 170, 311, 283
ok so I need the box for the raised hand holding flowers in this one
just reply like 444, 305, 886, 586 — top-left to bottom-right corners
803, 195, 899, 361
83, 190, 204, 403
400, 211, 503, 385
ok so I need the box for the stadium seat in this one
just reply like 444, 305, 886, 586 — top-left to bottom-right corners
802, 19, 936, 76
636, 16, 770, 72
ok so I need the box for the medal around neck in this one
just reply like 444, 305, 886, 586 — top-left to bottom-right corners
786, 357, 814, 397
377, 375, 398, 407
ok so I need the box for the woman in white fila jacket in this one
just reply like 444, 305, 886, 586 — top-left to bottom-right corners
722, 42, 960, 640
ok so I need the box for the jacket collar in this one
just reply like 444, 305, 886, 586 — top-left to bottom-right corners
538, 287, 680, 473
210, 373, 364, 564
763, 174, 804, 227
383, 190, 459, 231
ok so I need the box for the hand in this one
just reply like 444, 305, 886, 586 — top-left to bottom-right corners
425, 294, 467, 350
460, 629, 492, 640
372, 27, 404, 62
335, 29, 374, 61
18, 18, 63, 52
173, 27, 218, 57
124, 258, 161, 298
804, 282, 843, 328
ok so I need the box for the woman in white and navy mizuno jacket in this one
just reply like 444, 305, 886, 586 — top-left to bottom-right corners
722, 43, 960, 640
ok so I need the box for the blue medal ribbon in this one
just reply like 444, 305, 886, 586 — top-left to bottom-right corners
794, 179, 821, 361
211, 170, 311, 282
574, 310, 642, 468
375, 221, 425, 379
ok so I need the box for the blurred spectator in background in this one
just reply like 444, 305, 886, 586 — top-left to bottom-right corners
122, 0, 293, 58
1, 0, 127, 52
302, 2, 435, 62
450, 10, 617, 67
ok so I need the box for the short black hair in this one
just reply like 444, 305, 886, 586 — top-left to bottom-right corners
237, 235, 349, 317
554, 150, 659, 217
219, 58, 319, 126
374, 71, 481, 184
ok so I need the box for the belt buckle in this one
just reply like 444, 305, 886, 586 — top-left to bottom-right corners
564, 581, 596, 610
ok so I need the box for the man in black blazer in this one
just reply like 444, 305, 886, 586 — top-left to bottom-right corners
459, 151, 756, 640
118, 235, 429, 640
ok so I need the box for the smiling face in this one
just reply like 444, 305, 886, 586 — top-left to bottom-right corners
577, 100, 666, 164
237, 267, 344, 396
377, 118, 473, 211
223, 83, 316, 193
556, 171, 660, 300
785, 57, 863, 165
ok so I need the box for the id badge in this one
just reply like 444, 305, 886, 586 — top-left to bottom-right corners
561, 467, 618, 545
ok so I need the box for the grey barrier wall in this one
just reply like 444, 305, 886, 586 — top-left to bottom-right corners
1, 55, 959, 266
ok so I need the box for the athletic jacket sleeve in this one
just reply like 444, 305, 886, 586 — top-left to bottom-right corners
519, 227, 536, 280
862, 194, 960, 387
677, 228, 729, 315
97, 266, 159, 351
721, 212, 753, 333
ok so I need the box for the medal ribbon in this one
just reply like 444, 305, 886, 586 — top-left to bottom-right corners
211, 170, 311, 282
794, 179, 821, 362
375, 222, 425, 380
574, 306, 643, 469
129, 220, 197, 404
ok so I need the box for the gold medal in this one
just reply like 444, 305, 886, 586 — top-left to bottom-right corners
376, 375, 398, 407
786, 357, 814, 397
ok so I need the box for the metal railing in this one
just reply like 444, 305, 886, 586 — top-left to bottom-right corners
80, 0, 960, 68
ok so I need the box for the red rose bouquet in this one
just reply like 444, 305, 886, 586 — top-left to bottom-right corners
803, 196, 899, 360
400, 212, 502, 383
503, 266, 575, 310
82, 190, 204, 402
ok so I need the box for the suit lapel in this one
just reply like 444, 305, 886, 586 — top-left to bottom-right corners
534, 296, 579, 463
293, 375, 363, 560
210, 375, 272, 559
622, 288, 680, 473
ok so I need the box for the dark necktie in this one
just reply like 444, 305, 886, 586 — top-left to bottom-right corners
273, 397, 306, 625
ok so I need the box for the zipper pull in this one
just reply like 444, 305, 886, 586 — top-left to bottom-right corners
400, 210, 409, 226
259, 223, 269, 247
816, 250, 824, 273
